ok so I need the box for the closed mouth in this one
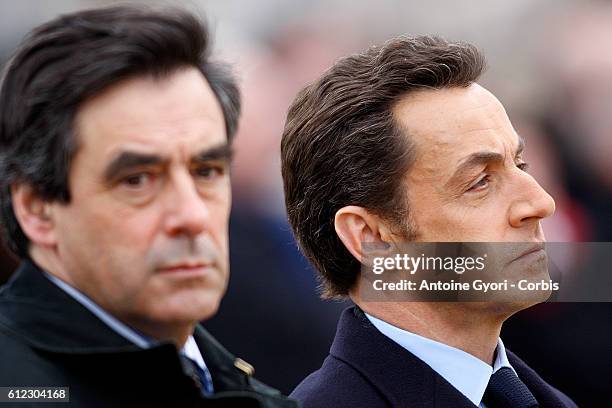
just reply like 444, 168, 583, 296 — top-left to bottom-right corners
511, 243, 546, 263
157, 262, 211, 273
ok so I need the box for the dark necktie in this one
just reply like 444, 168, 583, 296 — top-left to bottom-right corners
180, 354, 214, 396
483, 367, 538, 408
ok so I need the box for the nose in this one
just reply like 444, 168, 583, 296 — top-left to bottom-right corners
163, 173, 209, 237
508, 172, 556, 229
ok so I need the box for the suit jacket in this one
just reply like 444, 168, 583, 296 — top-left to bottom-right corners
291, 307, 578, 408
0, 260, 297, 408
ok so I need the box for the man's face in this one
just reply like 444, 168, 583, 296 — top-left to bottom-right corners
390, 84, 556, 303
395, 83, 555, 243
50, 67, 231, 327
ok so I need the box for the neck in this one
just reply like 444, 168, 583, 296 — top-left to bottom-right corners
356, 298, 510, 365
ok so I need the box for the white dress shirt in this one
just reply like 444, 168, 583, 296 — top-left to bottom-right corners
365, 312, 515, 408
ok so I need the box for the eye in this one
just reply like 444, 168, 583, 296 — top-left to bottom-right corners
193, 164, 226, 180
517, 162, 530, 172
120, 172, 153, 188
467, 174, 490, 192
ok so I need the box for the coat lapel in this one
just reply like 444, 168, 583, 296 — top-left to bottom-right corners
508, 350, 576, 408
330, 307, 476, 408
0, 260, 137, 352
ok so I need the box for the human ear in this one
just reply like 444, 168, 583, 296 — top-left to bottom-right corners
334, 205, 390, 263
10, 183, 57, 247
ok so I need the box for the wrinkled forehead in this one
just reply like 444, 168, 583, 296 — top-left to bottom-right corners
392, 84, 520, 179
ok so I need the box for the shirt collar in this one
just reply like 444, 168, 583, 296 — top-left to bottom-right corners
365, 312, 515, 406
43, 272, 207, 371
183, 335, 207, 370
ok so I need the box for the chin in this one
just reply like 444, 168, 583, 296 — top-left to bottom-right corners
487, 299, 542, 319
192, 298, 222, 322
150, 293, 224, 325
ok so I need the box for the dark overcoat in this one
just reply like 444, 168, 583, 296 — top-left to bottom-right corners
291, 307, 578, 408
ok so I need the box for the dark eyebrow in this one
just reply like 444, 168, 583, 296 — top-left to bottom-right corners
103, 143, 233, 183
103, 152, 164, 182
192, 143, 234, 163
445, 151, 504, 189
445, 136, 526, 189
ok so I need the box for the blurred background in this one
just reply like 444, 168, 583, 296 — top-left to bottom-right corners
1, 0, 610, 406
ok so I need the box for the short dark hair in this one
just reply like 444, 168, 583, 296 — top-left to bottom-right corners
281, 36, 485, 298
0, 5, 241, 258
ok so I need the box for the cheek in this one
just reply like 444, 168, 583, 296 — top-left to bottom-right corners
115, 208, 160, 244
52, 204, 157, 304
70, 200, 161, 272
416, 204, 494, 241
444, 203, 511, 241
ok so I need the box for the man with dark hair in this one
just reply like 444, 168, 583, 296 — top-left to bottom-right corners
282, 36, 577, 407
0, 5, 295, 407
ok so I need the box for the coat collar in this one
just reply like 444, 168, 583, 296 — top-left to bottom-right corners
0, 260, 240, 367
330, 306, 477, 408
0, 259, 141, 353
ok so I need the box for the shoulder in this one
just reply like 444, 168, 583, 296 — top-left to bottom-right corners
0, 323, 55, 384
290, 355, 390, 408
